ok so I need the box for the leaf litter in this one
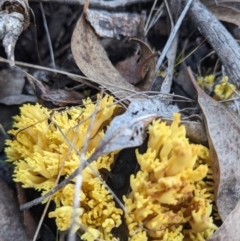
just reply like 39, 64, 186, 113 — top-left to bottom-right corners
115, 38, 157, 89
2, 0, 240, 240
71, 1, 137, 100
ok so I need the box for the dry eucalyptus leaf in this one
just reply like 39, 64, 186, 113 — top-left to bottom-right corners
201, 0, 240, 26
207, 200, 240, 241
26, 72, 84, 107
0, 68, 25, 96
209, 5, 240, 27
16, 183, 39, 239
188, 67, 240, 221
71, 11, 137, 100
131, 38, 156, 90
116, 38, 156, 89
0, 68, 37, 105
0, 94, 37, 105
115, 54, 143, 85
0, 179, 31, 241
94, 97, 179, 155
85, 9, 145, 38
0, 0, 29, 62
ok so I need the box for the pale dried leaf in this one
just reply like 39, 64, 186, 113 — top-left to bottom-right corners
71, 12, 137, 100
131, 38, 157, 90
0, 94, 37, 105
208, 200, 240, 241
131, 38, 156, 90
0, 68, 36, 105
0, 69, 25, 96
16, 183, 39, 239
115, 38, 156, 88
201, 0, 240, 26
85, 9, 145, 38
209, 6, 240, 26
94, 97, 179, 155
25, 72, 83, 107
115, 55, 143, 85
201, 0, 240, 7
0, 179, 31, 241
189, 67, 240, 221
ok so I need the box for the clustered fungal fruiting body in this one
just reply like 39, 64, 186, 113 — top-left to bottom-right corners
124, 114, 217, 241
5, 95, 218, 241
197, 74, 236, 100
5, 95, 123, 240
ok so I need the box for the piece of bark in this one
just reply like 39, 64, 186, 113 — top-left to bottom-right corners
86, 10, 145, 38
0, 0, 30, 62
0, 0, 29, 30
181, 0, 240, 87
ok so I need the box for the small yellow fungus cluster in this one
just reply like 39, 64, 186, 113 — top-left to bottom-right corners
214, 76, 236, 100
197, 74, 215, 92
5, 95, 123, 240
124, 113, 218, 241
197, 75, 237, 100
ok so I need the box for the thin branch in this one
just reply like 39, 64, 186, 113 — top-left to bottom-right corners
181, 0, 240, 88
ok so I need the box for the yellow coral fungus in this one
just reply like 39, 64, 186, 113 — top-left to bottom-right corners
214, 76, 236, 100
124, 113, 218, 241
48, 206, 83, 232
197, 74, 215, 92
197, 74, 237, 101
5, 95, 123, 240
6, 94, 218, 241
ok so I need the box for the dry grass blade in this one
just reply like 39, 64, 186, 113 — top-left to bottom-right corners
188, 67, 240, 221
154, 0, 193, 75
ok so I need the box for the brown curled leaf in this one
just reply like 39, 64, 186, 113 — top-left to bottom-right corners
71, 1, 137, 100
115, 38, 156, 89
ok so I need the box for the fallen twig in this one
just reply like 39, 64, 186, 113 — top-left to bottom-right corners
181, 0, 240, 88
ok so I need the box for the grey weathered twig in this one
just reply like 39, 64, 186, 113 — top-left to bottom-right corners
29, 0, 153, 9
182, 0, 240, 87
